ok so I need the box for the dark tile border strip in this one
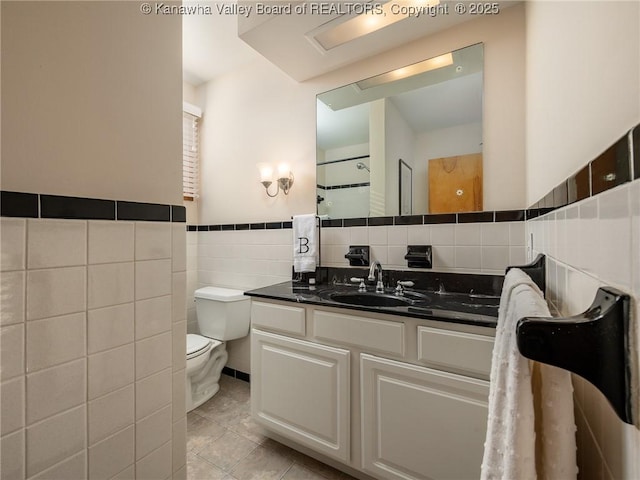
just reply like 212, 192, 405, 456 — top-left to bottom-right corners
185, 125, 639, 231
189, 209, 531, 231
221, 366, 250, 383
42, 195, 115, 220
1, 191, 39, 218
0, 190, 186, 222
316, 154, 370, 167
117, 201, 169, 222
527, 124, 638, 217
344, 218, 367, 227
321, 182, 370, 191
457, 212, 494, 223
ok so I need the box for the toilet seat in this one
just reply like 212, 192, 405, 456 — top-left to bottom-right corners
186, 334, 221, 360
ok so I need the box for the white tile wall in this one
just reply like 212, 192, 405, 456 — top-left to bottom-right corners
135, 405, 172, 461
1, 376, 24, 436
26, 405, 86, 477
135, 295, 172, 340
27, 219, 87, 269
318, 221, 526, 274
88, 385, 134, 446
26, 313, 86, 372
88, 426, 135, 480
0, 217, 187, 479
1, 429, 25, 479
135, 222, 172, 261
30, 451, 86, 480
0, 270, 25, 326
136, 368, 172, 420
87, 303, 134, 354
88, 221, 135, 264
1, 218, 26, 271
88, 344, 135, 400
136, 440, 173, 480
88, 263, 134, 309
191, 221, 529, 323
26, 359, 86, 425
527, 179, 640, 479
27, 267, 86, 320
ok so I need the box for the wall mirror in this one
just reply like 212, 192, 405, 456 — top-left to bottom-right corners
316, 43, 483, 219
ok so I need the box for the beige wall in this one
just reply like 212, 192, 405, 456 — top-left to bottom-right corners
197, 4, 526, 224
1, 1, 182, 205
198, 57, 319, 224
525, 1, 640, 205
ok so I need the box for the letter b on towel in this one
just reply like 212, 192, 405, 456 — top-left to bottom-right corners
298, 237, 310, 254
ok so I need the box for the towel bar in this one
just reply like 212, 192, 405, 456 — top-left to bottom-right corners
516, 286, 634, 425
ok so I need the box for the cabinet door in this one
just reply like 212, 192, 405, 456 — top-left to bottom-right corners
361, 354, 489, 480
251, 329, 350, 462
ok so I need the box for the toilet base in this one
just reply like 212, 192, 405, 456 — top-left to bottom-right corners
186, 342, 229, 412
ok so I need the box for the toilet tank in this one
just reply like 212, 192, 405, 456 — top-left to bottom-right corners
194, 286, 251, 340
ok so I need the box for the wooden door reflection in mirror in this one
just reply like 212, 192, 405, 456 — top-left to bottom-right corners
428, 154, 483, 213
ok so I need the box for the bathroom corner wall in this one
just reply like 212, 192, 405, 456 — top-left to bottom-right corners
527, 179, 640, 480
525, 2, 640, 478
1, 217, 187, 479
1, 2, 185, 478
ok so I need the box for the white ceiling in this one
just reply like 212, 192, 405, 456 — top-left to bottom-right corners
183, 1, 517, 85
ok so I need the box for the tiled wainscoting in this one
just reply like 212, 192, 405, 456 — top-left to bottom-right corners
528, 179, 640, 480
1, 215, 187, 479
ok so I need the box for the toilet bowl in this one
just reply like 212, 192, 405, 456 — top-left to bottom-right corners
186, 334, 228, 410
186, 286, 250, 412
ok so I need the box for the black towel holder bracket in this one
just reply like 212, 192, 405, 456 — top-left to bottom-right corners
506, 253, 546, 296
516, 286, 634, 426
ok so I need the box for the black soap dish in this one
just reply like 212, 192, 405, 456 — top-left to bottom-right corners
404, 245, 432, 268
345, 245, 370, 266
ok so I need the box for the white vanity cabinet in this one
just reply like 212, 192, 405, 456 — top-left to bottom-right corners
250, 298, 494, 480
251, 328, 351, 462
360, 354, 489, 480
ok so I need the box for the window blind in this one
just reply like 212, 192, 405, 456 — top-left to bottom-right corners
183, 109, 200, 200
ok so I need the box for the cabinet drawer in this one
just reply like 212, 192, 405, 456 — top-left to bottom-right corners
417, 326, 493, 379
314, 310, 404, 357
251, 301, 306, 335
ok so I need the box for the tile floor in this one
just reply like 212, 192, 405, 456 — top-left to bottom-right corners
187, 375, 357, 480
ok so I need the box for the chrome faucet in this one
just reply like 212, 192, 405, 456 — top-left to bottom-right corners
368, 261, 385, 293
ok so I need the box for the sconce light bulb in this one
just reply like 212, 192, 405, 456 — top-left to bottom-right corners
258, 163, 273, 183
277, 163, 290, 178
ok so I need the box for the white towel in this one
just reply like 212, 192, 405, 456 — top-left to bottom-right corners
481, 268, 577, 480
292, 214, 317, 273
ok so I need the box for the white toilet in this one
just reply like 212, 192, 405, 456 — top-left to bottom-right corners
186, 286, 251, 412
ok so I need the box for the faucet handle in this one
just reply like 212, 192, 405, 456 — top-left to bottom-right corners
350, 277, 367, 292
395, 280, 415, 295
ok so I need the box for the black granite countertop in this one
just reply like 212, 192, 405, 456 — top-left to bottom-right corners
245, 280, 500, 329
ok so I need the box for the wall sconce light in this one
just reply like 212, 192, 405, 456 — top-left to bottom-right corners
258, 163, 294, 197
